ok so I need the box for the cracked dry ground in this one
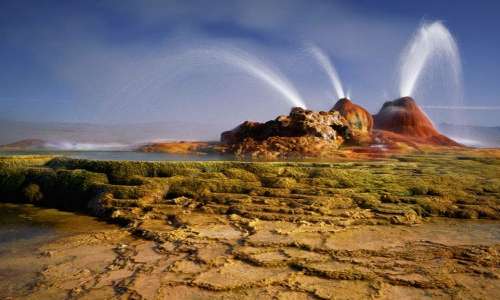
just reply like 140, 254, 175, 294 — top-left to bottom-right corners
1, 154, 500, 299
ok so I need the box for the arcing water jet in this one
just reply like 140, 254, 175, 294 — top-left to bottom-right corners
200, 47, 307, 109
398, 21, 462, 98
307, 44, 345, 100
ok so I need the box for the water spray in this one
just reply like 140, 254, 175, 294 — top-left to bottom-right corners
307, 44, 345, 100
398, 21, 462, 98
200, 47, 307, 109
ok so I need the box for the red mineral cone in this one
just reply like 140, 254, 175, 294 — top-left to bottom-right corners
331, 98, 373, 144
373, 97, 460, 146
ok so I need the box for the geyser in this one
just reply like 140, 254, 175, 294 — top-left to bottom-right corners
308, 44, 345, 100
398, 21, 462, 98
374, 97, 459, 146
201, 47, 307, 109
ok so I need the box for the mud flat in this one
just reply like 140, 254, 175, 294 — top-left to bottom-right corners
0, 203, 122, 299
0, 151, 499, 299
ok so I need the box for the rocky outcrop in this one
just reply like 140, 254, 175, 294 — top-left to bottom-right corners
220, 97, 461, 158
222, 107, 348, 144
221, 107, 349, 158
331, 98, 373, 144
227, 136, 344, 159
373, 97, 460, 146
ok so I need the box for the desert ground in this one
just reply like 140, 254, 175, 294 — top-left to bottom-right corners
0, 151, 499, 299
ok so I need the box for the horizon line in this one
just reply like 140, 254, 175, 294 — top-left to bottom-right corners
422, 105, 500, 110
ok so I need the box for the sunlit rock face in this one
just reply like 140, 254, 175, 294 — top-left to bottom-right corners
331, 98, 373, 144
221, 107, 349, 158
221, 107, 348, 144
373, 97, 459, 146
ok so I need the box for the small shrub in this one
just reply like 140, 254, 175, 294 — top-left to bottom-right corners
0, 169, 26, 195
450, 208, 478, 219
197, 172, 227, 180
353, 193, 380, 209
381, 193, 399, 203
311, 178, 338, 188
426, 187, 444, 196
245, 164, 283, 177
157, 166, 201, 178
273, 177, 296, 189
310, 168, 338, 178
310, 168, 359, 188
482, 180, 500, 193
112, 175, 145, 186
336, 177, 355, 188
223, 168, 258, 182
261, 176, 297, 189
410, 185, 429, 196
23, 183, 43, 203
415, 198, 450, 216
281, 167, 310, 179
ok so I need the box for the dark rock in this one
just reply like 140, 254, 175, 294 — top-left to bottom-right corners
229, 136, 345, 159
221, 107, 349, 158
222, 107, 348, 145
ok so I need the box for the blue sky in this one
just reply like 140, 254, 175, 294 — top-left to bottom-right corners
0, 0, 499, 127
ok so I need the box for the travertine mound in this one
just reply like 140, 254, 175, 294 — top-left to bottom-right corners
331, 98, 373, 144
221, 107, 349, 157
226, 136, 344, 159
373, 97, 459, 146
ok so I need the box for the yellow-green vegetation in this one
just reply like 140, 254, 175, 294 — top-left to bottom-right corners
0, 153, 499, 224
0, 155, 55, 168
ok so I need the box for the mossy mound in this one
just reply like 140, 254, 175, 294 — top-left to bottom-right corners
0, 151, 498, 224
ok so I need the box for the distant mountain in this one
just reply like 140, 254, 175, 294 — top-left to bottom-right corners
0, 119, 226, 146
438, 123, 500, 147
0, 139, 48, 150
0, 139, 136, 151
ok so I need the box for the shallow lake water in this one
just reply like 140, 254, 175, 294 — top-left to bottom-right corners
0, 203, 114, 254
0, 150, 236, 161
0, 203, 118, 297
